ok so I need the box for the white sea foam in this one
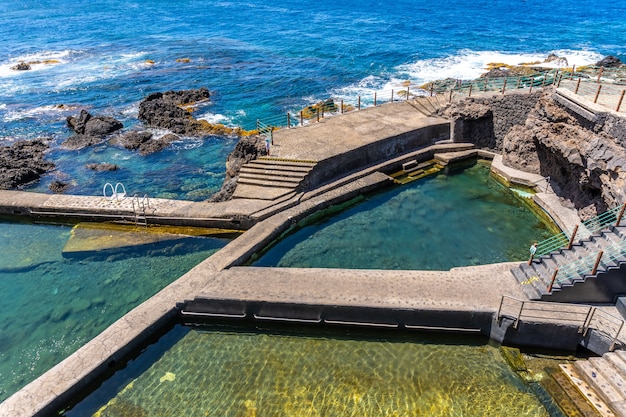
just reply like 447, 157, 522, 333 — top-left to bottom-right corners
0, 50, 73, 77
2, 104, 77, 122
396, 49, 605, 83
197, 112, 231, 125
332, 49, 606, 104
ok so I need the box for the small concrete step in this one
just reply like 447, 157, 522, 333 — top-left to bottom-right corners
560, 363, 617, 417
547, 367, 604, 417
242, 164, 314, 175
238, 172, 304, 185
250, 158, 316, 168
589, 357, 626, 399
236, 177, 301, 188
574, 360, 626, 415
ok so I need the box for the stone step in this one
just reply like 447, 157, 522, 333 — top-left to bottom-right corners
238, 171, 305, 185
231, 184, 296, 201
236, 177, 300, 188
249, 158, 316, 169
589, 357, 626, 399
574, 360, 626, 415
240, 166, 311, 177
560, 364, 617, 417
242, 163, 314, 174
547, 367, 605, 417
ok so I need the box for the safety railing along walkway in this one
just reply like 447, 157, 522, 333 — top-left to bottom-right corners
531, 203, 626, 258
497, 295, 625, 351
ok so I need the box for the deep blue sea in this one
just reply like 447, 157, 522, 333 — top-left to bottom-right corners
1, 0, 624, 200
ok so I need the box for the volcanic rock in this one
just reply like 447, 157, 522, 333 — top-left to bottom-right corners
137, 88, 210, 135
594, 56, 623, 68
49, 180, 70, 193
208, 135, 266, 202
11, 62, 31, 71
0, 138, 55, 189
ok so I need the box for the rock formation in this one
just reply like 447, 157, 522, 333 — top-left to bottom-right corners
0, 139, 55, 189
443, 88, 626, 218
207, 135, 266, 202
63, 110, 124, 150
137, 87, 211, 135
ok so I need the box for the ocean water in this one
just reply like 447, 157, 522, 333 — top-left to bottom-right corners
1, 0, 625, 199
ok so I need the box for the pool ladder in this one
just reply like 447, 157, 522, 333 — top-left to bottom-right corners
103, 182, 152, 226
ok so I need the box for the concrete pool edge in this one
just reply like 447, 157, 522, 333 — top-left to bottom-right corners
0, 155, 584, 417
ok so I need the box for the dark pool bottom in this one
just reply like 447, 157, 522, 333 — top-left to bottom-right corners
65, 322, 567, 417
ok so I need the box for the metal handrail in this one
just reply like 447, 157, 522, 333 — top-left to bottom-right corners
497, 295, 625, 350
531, 204, 625, 258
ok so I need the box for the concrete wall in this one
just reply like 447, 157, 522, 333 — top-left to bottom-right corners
304, 122, 450, 188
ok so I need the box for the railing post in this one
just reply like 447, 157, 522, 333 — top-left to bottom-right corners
496, 296, 506, 323
406, 86, 410, 100
429, 84, 433, 97
597, 66, 604, 83
515, 301, 524, 328
256, 119, 260, 132
529, 79, 533, 93
468, 84, 472, 97
567, 224, 579, 250
617, 90, 625, 113
548, 269, 558, 292
391, 89, 394, 102
591, 251, 604, 275
287, 113, 291, 128
316, 107, 320, 122
300, 110, 303, 126
340, 100, 344, 114
616, 203, 626, 226
572, 64, 576, 77
374, 92, 377, 107
501, 78, 507, 95
610, 320, 624, 351
358, 95, 361, 110
483, 78, 488, 92
557, 73, 563, 88
541, 76, 546, 88
574, 78, 581, 94
594, 84, 602, 104
583, 307, 596, 336
321, 103, 325, 118
449, 89, 453, 102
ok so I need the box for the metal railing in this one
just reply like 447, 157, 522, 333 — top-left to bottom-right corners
497, 295, 625, 351
531, 203, 626, 258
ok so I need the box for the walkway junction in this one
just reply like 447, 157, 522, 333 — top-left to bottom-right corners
2, 70, 626, 416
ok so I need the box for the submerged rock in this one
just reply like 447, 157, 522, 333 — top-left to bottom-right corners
0, 138, 55, 189
11, 62, 31, 71
85, 162, 119, 171
49, 180, 70, 193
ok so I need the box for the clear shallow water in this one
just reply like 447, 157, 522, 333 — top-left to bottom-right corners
1, 0, 624, 199
66, 324, 552, 417
0, 219, 229, 402
253, 163, 556, 269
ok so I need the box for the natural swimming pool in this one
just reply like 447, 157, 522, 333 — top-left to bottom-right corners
252, 162, 556, 269
64, 322, 565, 417
0, 219, 230, 402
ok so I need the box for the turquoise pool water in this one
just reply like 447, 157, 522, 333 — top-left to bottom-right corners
0, 219, 229, 402
65, 323, 557, 417
253, 163, 556, 270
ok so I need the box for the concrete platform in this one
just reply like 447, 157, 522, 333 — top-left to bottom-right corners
0, 98, 612, 417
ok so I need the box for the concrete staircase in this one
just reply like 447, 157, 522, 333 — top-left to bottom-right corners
232, 157, 316, 200
511, 225, 626, 303
408, 94, 450, 117
560, 350, 626, 417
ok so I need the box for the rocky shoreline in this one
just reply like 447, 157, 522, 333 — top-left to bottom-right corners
1, 55, 624, 215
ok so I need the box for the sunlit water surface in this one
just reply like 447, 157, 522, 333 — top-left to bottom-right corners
0, 220, 229, 402
253, 163, 556, 269
66, 324, 553, 417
